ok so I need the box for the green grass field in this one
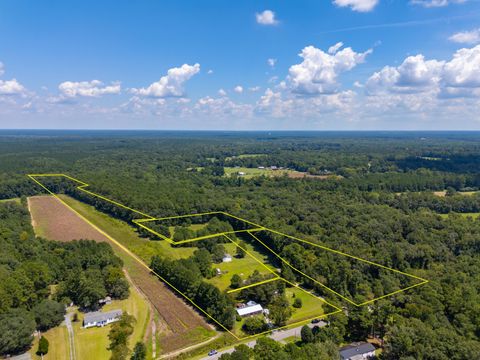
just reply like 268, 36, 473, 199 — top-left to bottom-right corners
224, 154, 266, 161
59, 195, 196, 262
224, 167, 292, 179
30, 325, 70, 360
72, 286, 150, 360
286, 286, 326, 323
206, 242, 277, 291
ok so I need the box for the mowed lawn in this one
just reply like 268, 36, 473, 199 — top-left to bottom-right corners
285, 286, 326, 323
206, 242, 277, 291
30, 325, 70, 360
58, 195, 196, 262
73, 287, 150, 360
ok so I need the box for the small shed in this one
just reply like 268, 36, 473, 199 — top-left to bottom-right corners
222, 254, 232, 262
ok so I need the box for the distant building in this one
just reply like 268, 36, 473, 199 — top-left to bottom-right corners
339, 342, 375, 360
222, 254, 232, 262
236, 301, 264, 317
258, 166, 265, 169
83, 309, 123, 328
238, 172, 246, 176
98, 296, 112, 305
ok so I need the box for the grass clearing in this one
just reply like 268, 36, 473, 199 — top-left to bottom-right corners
439, 212, 480, 219
206, 242, 277, 291
0, 197, 20, 204
30, 325, 70, 360
286, 286, 326, 323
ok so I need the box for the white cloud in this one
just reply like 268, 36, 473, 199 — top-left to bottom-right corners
267, 58, 277, 67
288, 44, 372, 95
0, 62, 4, 77
449, 29, 480, 44
218, 88, 227, 96
0, 79, 26, 96
256, 10, 278, 25
410, 0, 467, 7
366, 45, 480, 98
333, 0, 379, 12
328, 42, 344, 54
443, 45, 480, 88
234, 85, 244, 93
132, 63, 200, 98
58, 80, 121, 98
207, 69, 214, 75
249, 86, 261, 92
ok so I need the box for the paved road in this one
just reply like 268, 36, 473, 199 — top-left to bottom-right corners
201, 321, 327, 360
64, 313, 76, 360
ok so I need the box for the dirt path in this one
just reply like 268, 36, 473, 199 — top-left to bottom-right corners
64, 313, 76, 360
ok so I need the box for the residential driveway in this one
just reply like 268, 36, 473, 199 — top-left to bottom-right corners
64, 313, 77, 360
201, 321, 327, 360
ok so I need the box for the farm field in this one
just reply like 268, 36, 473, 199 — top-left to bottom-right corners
30, 325, 70, 360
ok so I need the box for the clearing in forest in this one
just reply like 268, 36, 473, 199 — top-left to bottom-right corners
27, 174, 428, 341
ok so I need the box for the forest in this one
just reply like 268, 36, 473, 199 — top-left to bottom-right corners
0, 130, 479, 359
0, 200, 129, 355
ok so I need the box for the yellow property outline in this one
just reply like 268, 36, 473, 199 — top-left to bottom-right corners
27, 174, 428, 339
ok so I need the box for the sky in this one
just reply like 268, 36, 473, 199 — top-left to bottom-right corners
1, 0, 480, 130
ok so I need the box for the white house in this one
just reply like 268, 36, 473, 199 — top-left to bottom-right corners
339, 342, 375, 360
83, 309, 123, 328
222, 254, 232, 262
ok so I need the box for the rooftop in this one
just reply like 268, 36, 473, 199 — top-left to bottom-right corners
339, 342, 375, 359
84, 309, 122, 324
236, 303, 263, 316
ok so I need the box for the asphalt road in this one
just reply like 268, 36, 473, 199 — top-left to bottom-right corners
201, 321, 327, 360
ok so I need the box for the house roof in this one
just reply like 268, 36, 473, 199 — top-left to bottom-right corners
339, 342, 375, 359
84, 309, 122, 324
236, 304, 263, 316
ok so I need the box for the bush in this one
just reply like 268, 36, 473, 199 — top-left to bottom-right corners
293, 298, 302, 308
37, 336, 49, 356
242, 316, 268, 335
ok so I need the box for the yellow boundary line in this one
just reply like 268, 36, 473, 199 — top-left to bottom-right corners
27, 174, 428, 339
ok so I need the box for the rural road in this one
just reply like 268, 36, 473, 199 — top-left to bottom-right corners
200, 321, 327, 360
64, 313, 76, 360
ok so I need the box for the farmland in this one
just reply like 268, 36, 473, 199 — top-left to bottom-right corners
223, 166, 338, 180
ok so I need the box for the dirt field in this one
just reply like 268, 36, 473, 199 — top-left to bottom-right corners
28, 195, 213, 354
28, 196, 109, 242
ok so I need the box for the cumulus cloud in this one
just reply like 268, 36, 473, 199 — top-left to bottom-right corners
288, 43, 372, 95
0, 62, 4, 77
0, 79, 26, 96
267, 58, 277, 67
132, 63, 200, 98
234, 85, 244, 93
218, 88, 227, 96
333, 0, 379, 12
366, 45, 480, 98
449, 29, 480, 44
410, 0, 467, 7
58, 80, 121, 98
256, 10, 278, 25
249, 86, 261, 92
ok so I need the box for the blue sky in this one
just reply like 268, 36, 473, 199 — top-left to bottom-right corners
1, 0, 480, 130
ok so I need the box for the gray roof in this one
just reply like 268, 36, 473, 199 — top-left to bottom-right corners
84, 309, 122, 324
339, 342, 375, 359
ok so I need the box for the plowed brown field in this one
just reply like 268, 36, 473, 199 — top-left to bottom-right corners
28, 195, 212, 354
